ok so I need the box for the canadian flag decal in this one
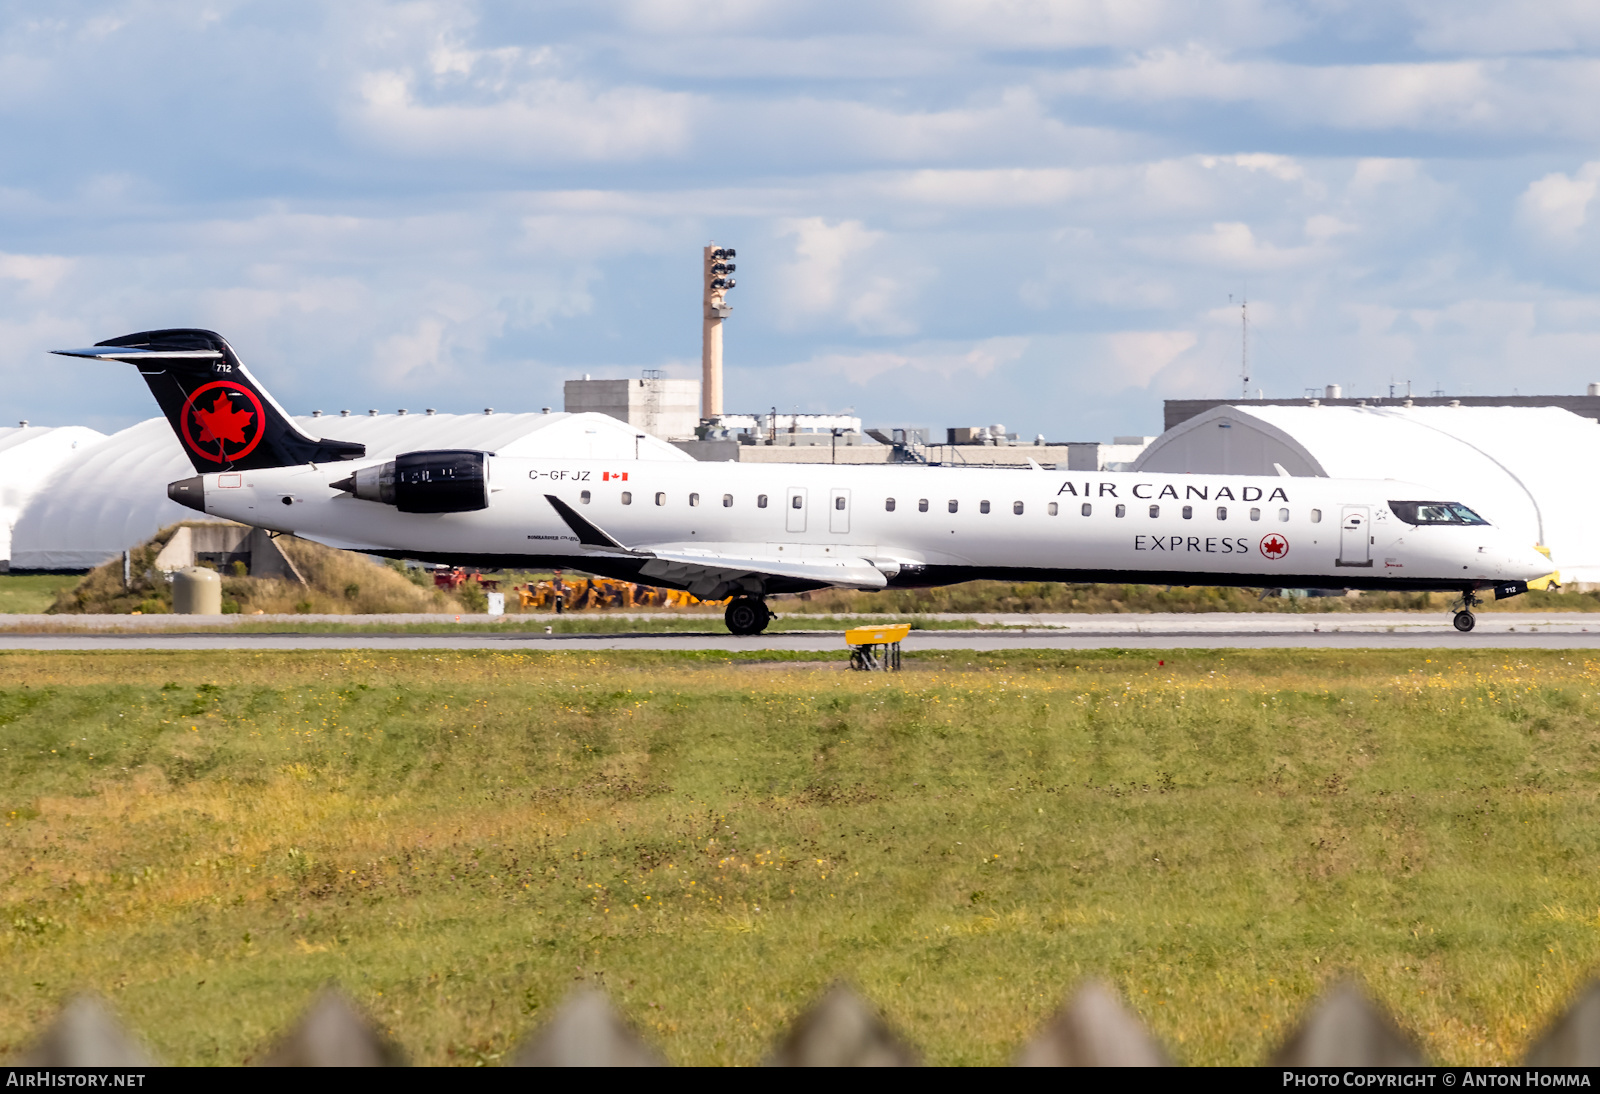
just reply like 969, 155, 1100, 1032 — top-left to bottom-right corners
602, 472, 629, 482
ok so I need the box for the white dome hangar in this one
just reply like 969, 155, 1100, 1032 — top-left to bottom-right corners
1132, 403, 1600, 584
8, 411, 690, 571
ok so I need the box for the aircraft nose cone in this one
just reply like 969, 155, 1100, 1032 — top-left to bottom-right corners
1516, 544, 1556, 582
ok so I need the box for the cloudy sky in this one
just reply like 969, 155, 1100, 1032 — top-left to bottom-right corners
4, 1, 1600, 440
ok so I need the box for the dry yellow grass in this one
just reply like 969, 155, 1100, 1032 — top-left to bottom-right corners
47, 525, 461, 615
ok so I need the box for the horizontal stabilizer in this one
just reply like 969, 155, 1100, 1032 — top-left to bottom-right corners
53, 346, 222, 361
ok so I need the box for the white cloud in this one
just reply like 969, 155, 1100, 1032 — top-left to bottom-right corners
1304, 214, 1355, 243
767, 336, 1030, 388
1408, 0, 1600, 55
1152, 222, 1318, 269
1048, 49, 1600, 138
916, 0, 1303, 50
876, 167, 1092, 208
1223, 154, 1305, 183
0, 253, 74, 296
351, 69, 696, 162
373, 316, 450, 385
773, 217, 919, 335
1106, 330, 1197, 388
1518, 163, 1600, 240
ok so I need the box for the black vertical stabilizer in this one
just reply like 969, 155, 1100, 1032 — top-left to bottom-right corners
52, 328, 365, 472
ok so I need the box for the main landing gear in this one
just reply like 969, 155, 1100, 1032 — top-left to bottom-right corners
1452, 589, 1483, 633
725, 597, 772, 636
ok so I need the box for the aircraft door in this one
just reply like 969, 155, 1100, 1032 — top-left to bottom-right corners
1339, 506, 1372, 567
829, 488, 851, 534
786, 487, 807, 533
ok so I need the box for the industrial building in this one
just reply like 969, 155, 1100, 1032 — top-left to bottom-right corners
0, 424, 106, 566
562, 374, 702, 442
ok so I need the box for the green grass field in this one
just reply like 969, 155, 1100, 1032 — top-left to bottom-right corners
3, 649, 1599, 1065
0, 574, 80, 614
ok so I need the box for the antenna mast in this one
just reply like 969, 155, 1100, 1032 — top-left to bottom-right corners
1240, 293, 1250, 400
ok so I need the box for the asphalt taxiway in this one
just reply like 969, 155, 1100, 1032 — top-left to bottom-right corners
4, 612, 1600, 651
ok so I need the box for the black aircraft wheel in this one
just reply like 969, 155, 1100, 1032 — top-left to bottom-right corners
1453, 610, 1476, 633
725, 598, 770, 636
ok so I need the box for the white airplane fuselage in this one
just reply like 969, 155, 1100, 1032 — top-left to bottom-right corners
183, 455, 1554, 596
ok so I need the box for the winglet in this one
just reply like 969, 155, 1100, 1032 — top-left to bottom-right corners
543, 495, 634, 552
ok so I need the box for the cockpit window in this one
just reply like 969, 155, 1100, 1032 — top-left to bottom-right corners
1389, 500, 1490, 526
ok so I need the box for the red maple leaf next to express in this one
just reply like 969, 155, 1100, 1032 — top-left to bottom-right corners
193, 391, 254, 448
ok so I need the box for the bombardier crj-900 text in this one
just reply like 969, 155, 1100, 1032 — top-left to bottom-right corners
58, 329, 1558, 635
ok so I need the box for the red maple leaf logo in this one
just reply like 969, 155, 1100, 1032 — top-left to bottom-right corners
192, 391, 254, 448
1260, 535, 1289, 559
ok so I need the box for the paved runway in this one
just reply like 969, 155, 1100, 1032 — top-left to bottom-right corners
4, 612, 1600, 651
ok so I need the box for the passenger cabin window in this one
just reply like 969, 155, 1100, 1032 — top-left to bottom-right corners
1047, 502, 1059, 516
1216, 506, 1227, 520
1388, 500, 1490, 526
948, 500, 959, 513
885, 498, 896, 512
689, 493, 700, 507
1182, 505, 1192, 519
1249, 507, 1261, 520
1115, 504, 1126, 518
723, 494, 733, 507
621, 491, 632, 505
1278, 508, 1290, 522
1081, 503, 1091, 516
835, 496, 846, 510
791, 494, 803, 509
1310, 508, 1322, 523
757, 494, 768, 508
918, 498, 929, 512
580, 490, 591, 504
1149, 504, 1160, 518
1013, 501, 1024, 515
979, 500, 991, 514
655, 492, 665, 506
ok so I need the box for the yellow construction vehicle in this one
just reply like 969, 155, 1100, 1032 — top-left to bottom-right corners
514, 574, 718, 612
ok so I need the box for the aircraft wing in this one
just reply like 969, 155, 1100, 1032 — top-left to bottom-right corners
543, 494, 887, 598
638, 549, 887, 598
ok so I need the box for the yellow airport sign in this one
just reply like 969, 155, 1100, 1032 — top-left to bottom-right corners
845, 624, 911, 646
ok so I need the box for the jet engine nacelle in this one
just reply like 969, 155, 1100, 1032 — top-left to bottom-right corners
334, 450, 489, 513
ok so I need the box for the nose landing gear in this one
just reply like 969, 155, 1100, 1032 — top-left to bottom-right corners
1452, 589, 1482, 633
725, 597, 772, 636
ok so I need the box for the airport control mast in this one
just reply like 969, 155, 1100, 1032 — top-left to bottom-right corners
702, 242, 735, 421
